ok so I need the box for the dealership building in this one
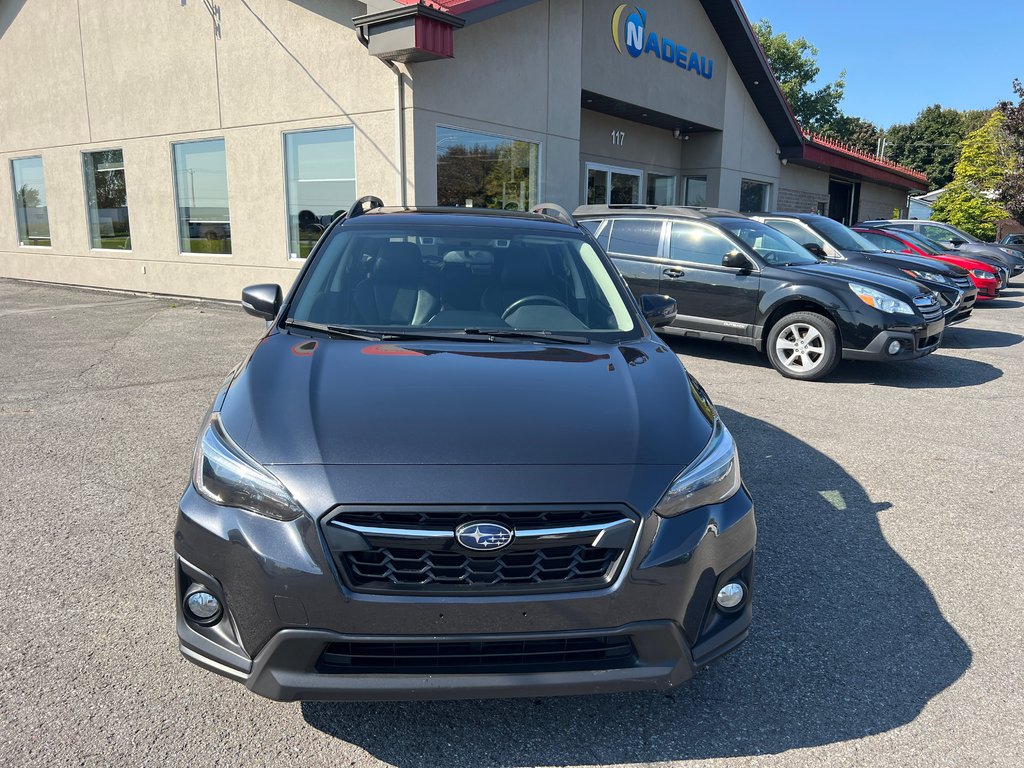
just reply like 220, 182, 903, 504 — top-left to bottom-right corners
0, 0, 928, 300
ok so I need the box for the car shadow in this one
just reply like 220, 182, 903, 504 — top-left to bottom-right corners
661, 336, 1002, 389
978, 298, 1024, 309
301, 408, 971, 765
944, 326, 1024, 349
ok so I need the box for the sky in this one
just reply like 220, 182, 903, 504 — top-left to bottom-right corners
739, 0, 1024, 128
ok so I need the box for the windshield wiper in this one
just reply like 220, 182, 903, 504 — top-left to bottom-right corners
285, 320, 499, 343
463, 328, 592, 345
284, 319, 388, 340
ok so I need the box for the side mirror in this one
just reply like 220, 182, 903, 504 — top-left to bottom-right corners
640, 294, 677, 328
241, 284, 282, 320
948, 237, 966, 247
803, 243, 828, 258
722, 250, 750, 270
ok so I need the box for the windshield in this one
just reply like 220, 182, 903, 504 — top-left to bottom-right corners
809, 217, 881, 252
287, 223, 638, 340
895, 230, 945, 255
711, 218, 820, 266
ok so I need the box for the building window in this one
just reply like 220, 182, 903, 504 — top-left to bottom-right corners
684, 176, 708, 207
173, 139, 231, 255
83, 149, 131, 250
10, 156, 50, 247
646, 174, 676, 205
739, 179, 771, 213
436, 126, 539, 210
285, 127, 356, 259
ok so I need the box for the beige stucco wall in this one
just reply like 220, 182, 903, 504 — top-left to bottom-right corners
0, 0, 400, 300
2, 0, 911, 300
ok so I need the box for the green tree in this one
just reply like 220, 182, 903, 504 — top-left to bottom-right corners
753, 19, 846, 133
931, 111, 1010, 240
884, 106, 990, 189
998, 79, 1024, 223
828, 115, 882, 155
16, 184, 40, 208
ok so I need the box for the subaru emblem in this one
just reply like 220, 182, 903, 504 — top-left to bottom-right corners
455, 522, 514, 552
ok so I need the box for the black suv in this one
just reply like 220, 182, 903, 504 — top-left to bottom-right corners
749, 213, 976, 324
575, 205, 945, 381
176, 198, 756, 701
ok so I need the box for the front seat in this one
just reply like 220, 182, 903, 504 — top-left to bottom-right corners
352, 242, 439, 325
482, 247, 564, 316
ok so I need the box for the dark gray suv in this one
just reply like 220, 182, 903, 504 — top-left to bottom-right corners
175, 199, 756, 701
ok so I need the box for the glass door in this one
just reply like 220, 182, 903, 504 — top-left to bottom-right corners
586, 164, 642, 205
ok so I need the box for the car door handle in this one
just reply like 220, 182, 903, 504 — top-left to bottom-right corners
663, 268, 685, 279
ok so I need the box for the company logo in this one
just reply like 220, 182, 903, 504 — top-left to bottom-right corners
455, 522, 514, 552
611, 5, 714, 79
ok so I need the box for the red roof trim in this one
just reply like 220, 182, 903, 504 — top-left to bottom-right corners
799, 142, 929, 191
397, 0, 503, 11
803, 132, 929, 186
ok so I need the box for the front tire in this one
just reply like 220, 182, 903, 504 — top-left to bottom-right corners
766, 311, 840, 381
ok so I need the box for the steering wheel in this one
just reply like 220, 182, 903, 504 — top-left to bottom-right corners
501, 295, 570, 321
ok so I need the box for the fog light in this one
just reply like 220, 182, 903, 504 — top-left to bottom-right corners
716, 582, 746, 610
887, 340, 902, 356
184, 589, 222, 624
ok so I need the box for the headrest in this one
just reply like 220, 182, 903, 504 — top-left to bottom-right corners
374, 242, 422, 282
501, 248, 549, 285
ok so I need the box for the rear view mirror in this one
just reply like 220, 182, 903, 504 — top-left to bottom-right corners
722, 250, 750, 270
640, 294, 677, 328
241, 284, 282, 320
803, 243, 827, 258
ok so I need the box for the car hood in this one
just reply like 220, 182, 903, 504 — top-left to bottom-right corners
838, 249, 966, 277
786, 262, 929, 298
958, 242, 1021, 265
217, 331, 713, 467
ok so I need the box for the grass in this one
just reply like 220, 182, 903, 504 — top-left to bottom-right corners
184, 238, 232, 255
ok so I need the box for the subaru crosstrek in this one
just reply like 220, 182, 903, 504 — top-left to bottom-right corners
175, 198, 756, 701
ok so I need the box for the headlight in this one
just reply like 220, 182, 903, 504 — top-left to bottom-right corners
655, 419, 741, 518
970, 269, 996, 280
999, 247, 1018, 256
192, 413, 304, 520
848, 282, 914, 315
901, 269, 949, 285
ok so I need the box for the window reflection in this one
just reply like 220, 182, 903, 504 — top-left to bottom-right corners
11, 156, 50, 247
83, 149, 131, 250
173, 139, 231, 254
436, 127, 539, 210
285, 128, 356, 259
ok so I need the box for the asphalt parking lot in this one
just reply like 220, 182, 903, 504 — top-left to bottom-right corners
1, 278, 1022, 767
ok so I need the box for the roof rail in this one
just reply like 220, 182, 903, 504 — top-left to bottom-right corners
531, 203, 575, 226
346, 196, 385, 220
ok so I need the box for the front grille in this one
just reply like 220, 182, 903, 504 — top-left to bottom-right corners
334, 508, 625, 528
318, 635, 638, 675
321, 506, 638, 596
953, 276, 973, 291
346, 545, 619, 587
913, 294, 943, 322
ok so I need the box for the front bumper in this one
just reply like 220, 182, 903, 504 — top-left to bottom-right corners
175, 478, 756, 702
842, 316, 944, 362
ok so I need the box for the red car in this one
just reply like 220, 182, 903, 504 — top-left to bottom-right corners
855, 227, 1003, 300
